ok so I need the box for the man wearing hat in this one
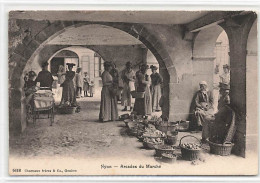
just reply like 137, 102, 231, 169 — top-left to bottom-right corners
150, 65, 163, 112
121, 61, 136, 111
193, 81, 214, 143
218, 83, 230, 110
220, 64, 230, 85
35, 62, 54, 90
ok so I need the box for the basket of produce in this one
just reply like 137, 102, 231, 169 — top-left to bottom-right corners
208, 140, 234, 156
143, 137, 164, 149
177, 120, 190, 132
119, 113, 130, 121
142, 124, 166, 138
130, 91, 145, 98
179, 135, 202, 161
156, 121, 178, 133
58, 106, 77, 114
149, 115, 163, 125
165, 131, 178, 145
154, 144, 176, 157
161, 153, 177, 164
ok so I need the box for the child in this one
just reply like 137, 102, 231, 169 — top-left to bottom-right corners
89, 81, 95, 97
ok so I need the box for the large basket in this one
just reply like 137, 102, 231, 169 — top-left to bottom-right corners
131, 91, 145, 98
208, 140, 234, 156
179, 135, 202, 161
161, 153, 177, 164
154, 144, 176, 157
156, 122, 178, 133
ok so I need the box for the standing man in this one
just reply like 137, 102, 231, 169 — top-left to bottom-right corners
35, 62, 54, 90
121, 62, 136, 111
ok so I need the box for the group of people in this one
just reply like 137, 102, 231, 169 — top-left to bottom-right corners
24, 62, 95, 109
193, 64, 231, 143
121, 62, 163, 113
99, 61, 163, 122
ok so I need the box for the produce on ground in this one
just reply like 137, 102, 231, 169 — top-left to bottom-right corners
180, 143, 201, 150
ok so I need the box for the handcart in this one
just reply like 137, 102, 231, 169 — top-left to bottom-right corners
26, 87, 55, 126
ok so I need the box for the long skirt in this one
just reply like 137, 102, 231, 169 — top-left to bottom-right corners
121, 82, 135, 107
194, 108, 214, 139
83, 82, 89, 91
61, 80, 77, 106
151, 84, 161, 111
99, 86, 118, 122
133, 88, 152, 116
212, 88, 219, 114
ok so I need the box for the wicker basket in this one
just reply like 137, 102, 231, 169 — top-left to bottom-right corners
178, 121, 190, 132
143, 137, 164, 149
131, 91, 145, 98
156, 122, 178, 133
154, 144, 176, 157
179, 135, 202, 161
161, 153, 177, 164
208, 140, 234, 156
165, 131, 178, 145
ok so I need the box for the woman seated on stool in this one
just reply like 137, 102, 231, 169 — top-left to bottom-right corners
193, 81, 214, 143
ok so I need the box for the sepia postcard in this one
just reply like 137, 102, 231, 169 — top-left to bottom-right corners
8, 10, 258, 175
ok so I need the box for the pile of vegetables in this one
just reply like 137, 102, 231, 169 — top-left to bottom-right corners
162, 153, 176, 159
143, 137, 164, 144
142, 124, 166, 138
181, 143, 201, 150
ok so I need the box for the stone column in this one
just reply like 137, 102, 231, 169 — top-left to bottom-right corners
220, 13, 256, 157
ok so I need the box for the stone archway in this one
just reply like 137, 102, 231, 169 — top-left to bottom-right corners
9, 21, 176, 132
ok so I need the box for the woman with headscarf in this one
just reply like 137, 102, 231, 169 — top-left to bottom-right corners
193, 81, 214, 142
133, 64, 152, 117
150, 65, 163, 112
121, 61, 136, 111
61, 63, 77, 107
99, 61, 118, 122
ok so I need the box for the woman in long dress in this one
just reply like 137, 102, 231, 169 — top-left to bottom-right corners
133, 64, 152, 117
99, 61, 118, 122
61, 63, 77, 107
150, 65, 163, 112
57, 65, 66, 105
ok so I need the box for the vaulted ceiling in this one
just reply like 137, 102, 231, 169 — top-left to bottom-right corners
48, 24, 143, 45
10, 11, 211, 46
